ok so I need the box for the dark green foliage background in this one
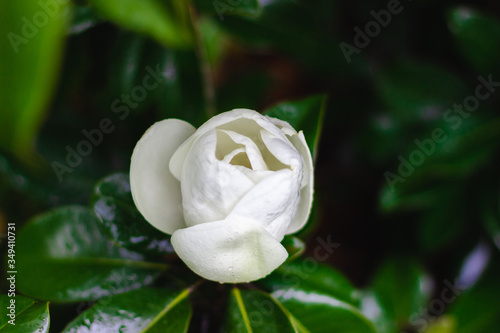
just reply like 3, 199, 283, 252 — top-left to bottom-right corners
1, 0, 500, 332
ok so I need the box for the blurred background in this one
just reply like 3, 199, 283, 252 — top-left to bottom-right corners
1, 0, 500, 332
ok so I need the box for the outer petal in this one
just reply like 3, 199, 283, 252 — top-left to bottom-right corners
285, 131, 314, 234
171, 217, 288, 283
228, 169, 300, 241
130, 119, 195, 234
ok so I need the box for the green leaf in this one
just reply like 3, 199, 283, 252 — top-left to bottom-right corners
448, 7, 500, 74
89, 0, 192, 48
259, 258, 359, 307
0, 294, 50, 333
70, 5, 101, 34
379, 118, 500, 212
272, 288, 377, 333
281, 236, 305, 263
257, 258, 374, 333
369, 258, 433, 328
199, 17, 230, 67
418, 192, 467, 252
265, 95, 326, 161
216, 0, 356, 76
447, 265, 500, 333
223, 288, 296, 333
379, 178, 452, 213
423, 315, 458, 333
91, 173, 174, 255
0, 0, 70, 162
376, 60, 468, 124
62, 288, 192, 333
17, 206, 167, 303
107, 32, 145, 98
195, 0, 261, 19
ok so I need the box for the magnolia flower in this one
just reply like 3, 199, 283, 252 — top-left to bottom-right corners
130, 109, 313, 283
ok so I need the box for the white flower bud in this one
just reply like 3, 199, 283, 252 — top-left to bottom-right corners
130, 109, 314, 283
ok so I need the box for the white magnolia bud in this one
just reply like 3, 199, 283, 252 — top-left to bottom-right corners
130, 109, 314, 283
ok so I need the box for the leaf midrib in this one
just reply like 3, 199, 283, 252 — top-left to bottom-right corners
142, 288, 190, 332
234, 288, 253, 333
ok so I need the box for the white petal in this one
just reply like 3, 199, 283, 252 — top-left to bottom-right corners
260, 129, 302, 171
228, 169, 301, 241
170, 109, 289, 179
130, 119, 195, 234
218, 129, 268, 170
265, 115, 298, 136
221, 148, 246, 164
232, 166, 274, 184
171, 216, 288, 283
286, 131, 314, 234
180, 130, 255, 226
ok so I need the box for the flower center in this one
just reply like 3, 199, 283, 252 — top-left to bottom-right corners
214, 119, 287, 171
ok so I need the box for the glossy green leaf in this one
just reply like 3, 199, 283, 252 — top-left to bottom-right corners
17, 206, 167, 302
0, 294, 50, 333
379, 118, 500, 212
265, 95, 326, 161
138, 43, 206, 126
70, 5, 100, 34
423, 315, 458, 333
447, 264, 500, 333
195, 0, 261, 20
376, 60, 467, 124
199, 17, 230, 66
107, 32, 145, 98
272, 288, 377, 333
62, 288, 191, 333
91, 173, 174, 255
448, 7, 500, 74
0, 0, 70, 161
89, 0, 192, 48
370, 258, 433, 328
217, 0, 354, 76
223, 288, 296, 333
418, 192, 467, 252
259, 258, 359, 307
281, 236, 305, 263
359, 290, 396, 333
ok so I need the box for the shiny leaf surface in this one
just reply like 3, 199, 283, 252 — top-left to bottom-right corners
281, 236, 305, 264
62, 288, 191, 333
259, 258, 359, 307
70, 5, 100, 34
17, 206, 166, 302
370, 258, 433, 328
448, 7, 500, 74
0, 294, 50, 333
223, 288, 296, 333
91, 173, 174, 255
272, 288, 376, 333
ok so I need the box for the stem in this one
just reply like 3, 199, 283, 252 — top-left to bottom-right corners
189, 6, 216, 118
